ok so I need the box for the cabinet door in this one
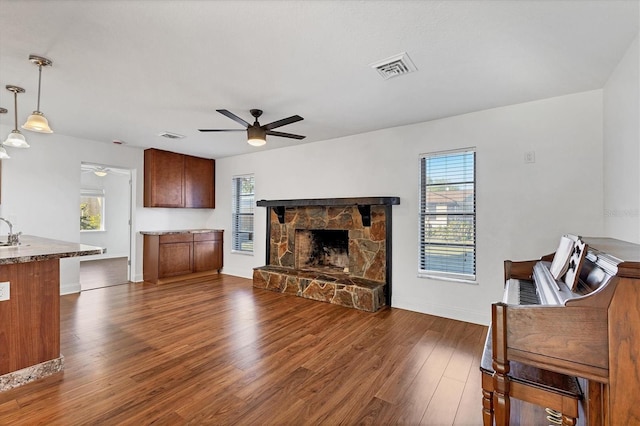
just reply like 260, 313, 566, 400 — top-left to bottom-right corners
144, 149, 185, 207
158, 242, 192, 277
193, 241, 217, 272
193, 232, 223, 272
184, 156, 215, 208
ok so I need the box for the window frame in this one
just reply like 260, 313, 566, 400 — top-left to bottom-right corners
231, 174, 255, 255
418, 148, 476, 283
80, 188, 106, 232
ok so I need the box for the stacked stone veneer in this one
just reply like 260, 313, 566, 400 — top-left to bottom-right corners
253, 205, 388, 312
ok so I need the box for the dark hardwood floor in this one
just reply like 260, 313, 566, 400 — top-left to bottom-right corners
0, 274, 546, 425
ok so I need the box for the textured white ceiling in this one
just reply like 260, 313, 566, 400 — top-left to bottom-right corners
0, 0, 638, 158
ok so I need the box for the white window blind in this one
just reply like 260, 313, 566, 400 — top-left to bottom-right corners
232, 175, 255, 253
419, 148, 476, 281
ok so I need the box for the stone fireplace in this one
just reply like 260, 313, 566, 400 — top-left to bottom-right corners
253, 197, 400, 312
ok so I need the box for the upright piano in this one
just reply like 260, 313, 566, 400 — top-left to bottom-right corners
481, 237, 640, 425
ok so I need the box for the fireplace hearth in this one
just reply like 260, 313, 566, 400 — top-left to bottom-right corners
253, 197, 400, 312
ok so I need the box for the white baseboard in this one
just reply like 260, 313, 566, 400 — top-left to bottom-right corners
392, 297, 489, 326
218, 267, 253, 279
60, 281, 81, 295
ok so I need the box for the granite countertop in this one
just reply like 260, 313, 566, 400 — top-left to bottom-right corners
139, 229, 224, 236
0, 235, 104, 265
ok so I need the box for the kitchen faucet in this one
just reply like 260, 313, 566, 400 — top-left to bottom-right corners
0, 217, 21, 246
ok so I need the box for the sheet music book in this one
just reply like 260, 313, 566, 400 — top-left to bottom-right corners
550, 235, 575, 280
564, 236, 587, 292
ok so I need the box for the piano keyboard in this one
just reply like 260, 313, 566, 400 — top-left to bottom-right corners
503, 279, 541, 305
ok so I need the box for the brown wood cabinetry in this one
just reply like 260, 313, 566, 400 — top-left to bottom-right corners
143, 230, 223, 284
184, 155, 215, 208
144, 148, 215, 208
193, 231, 223, 272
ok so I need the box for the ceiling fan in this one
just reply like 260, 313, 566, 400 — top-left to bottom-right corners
81, 164, 129, 177
199, 109, 305, 146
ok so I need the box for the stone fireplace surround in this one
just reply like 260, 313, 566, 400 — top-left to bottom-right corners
253, 197, 399, 312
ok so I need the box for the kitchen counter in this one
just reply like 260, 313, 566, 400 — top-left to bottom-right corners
0, 235, 103, 392
0, 235, 104, 265
140, 229, 224, 236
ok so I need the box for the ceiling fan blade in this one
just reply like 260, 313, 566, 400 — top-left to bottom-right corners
266, 130, 306, 140
198, 129, 246, 132
263, 115, 303, 130
216, 109, 250, 128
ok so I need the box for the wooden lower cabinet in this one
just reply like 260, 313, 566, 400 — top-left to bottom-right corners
193, 232, 223, 272
143, 230, 223, 283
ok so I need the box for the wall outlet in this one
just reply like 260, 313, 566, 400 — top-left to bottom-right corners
0, 281, 9, 301
524, 151, 536, 163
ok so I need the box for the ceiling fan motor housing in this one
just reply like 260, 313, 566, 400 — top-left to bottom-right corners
248, 125, 266, 140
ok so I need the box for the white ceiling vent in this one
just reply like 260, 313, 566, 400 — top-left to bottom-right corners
158, 131, 185, 139
370, 52, 417, 80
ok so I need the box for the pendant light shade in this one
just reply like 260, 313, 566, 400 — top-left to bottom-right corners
0, 108, 10, 159
4, 86, 30, 149
22, 55, 53, 134
4, 131, 29, 149
23, 111, 52, 134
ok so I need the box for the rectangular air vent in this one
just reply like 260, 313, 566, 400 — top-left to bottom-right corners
370, 52, 417, 80
158, 131, 185, 139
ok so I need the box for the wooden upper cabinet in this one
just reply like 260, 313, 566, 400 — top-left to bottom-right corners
144, 148, 215, 208
185, 155, 215, 208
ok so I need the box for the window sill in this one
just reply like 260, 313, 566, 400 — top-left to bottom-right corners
80, 229, 106, 233
231, 250, 254, 256
418, 272, 478, 285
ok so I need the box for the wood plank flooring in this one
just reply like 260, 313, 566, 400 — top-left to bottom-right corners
0, 274, 543, 425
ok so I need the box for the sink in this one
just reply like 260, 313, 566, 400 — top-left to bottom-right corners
0, 243, 29, 248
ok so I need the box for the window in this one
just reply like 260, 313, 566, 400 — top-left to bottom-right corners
232, 175, 255, 253
419, 148, 476, 281
80, 188, 105, 231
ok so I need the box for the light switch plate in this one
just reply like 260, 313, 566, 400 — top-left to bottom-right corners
524, 151, 536, 163
0, 281, 9, 301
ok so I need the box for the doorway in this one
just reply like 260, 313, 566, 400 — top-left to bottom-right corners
79, 163, 133, 291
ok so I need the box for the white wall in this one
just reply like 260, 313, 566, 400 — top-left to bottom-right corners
0, 131, 214, 293
80, 169, 131, 259
211, 90, 604, 325
603, 33, 640, 244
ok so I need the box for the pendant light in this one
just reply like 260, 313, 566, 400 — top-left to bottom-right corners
22, 55, 53, 134
3, 86, 29, 149
0, 108, 10, 159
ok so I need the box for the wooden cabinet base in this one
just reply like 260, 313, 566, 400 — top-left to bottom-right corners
0, 259, 60, 376
147, 270, 221, 285
142, 231, 223, 284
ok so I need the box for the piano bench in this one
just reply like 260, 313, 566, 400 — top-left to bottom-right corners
480, 337, 582, 426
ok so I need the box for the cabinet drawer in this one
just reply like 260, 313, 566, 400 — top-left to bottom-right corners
159, 233, 193, 244
193, 231, 223, 242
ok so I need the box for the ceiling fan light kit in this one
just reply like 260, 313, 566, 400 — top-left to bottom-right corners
22, 55, 53, 134
199, 108, 305, 146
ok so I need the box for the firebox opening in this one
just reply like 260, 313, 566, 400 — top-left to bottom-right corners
295, 229, 349, 274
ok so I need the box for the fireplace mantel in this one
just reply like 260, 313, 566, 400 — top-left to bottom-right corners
256, 196, 400, 208
257, 197, 400, 225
